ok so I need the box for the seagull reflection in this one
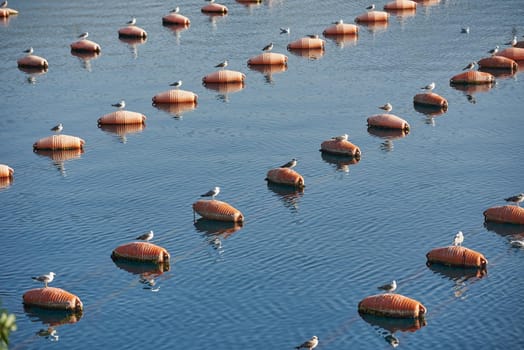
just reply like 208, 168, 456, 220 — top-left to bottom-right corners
36, 327, 59, 342
380, 139, 394, 152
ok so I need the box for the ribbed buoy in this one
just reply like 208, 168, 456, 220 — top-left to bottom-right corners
358, 293, 426, 318
118, 26, 147, 39
450, 70, 495, 85
287, 37, 325, 50
70, 39, 101, 53
355, 11, 390, 23
0, 8, 9, 17
0, 164, 14, 178
478, 56, 518, 70
17, 55, 48, 69
112, 242, 170, 263
33, 135, 85, 150
265, 168, 305, 188
496, 47, 524, 61
384, 0, 417, 10
203, 70, 246, 84
247, 52, 288, 65
162, 13, 190, 25
323, 23, 359, 36
193, 199, 244, 223
413, 92, 448, 109
201, 3, 228, 13
23, 287, 83, 312
97, 110, 146, 125
320, 139, 361, 158
483, 205, 524, 225
367, 114, 410, 131
152, 89, 199, 104
426, 246, 488, 268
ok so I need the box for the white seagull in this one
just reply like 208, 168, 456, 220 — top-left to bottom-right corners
170, 80, 183, 89
421, 82, 435, 91
366, 4, 375, 11
262, 42, 273, 52
505, 35, 517, 47
24, 47, 34, 55
112, 100, 126, 109
0, 1, 7, 8
280, 158, 297, 169
332, 134, 348, 141
295, 336, 319, 350
461, 26, 470, 34
32, 272, 56, 288
78, 32, 89, 40
488, 45, 499, 56
280, 27, 290, 34
136, 230, 154, 242
510, 239, 524, 248
170, 6, 180, 13
127, 17, 137, 26
378, 280, 397, 293
51, 123, 63, 133
201, 186, 220, 199
307, 34, 319, 39
333, 19, 343, 25
215, 60, 228, 69
453, 231, 464, 246
504, 193, 524, 206
462, 62, 476, 71
379, 102, 393, 112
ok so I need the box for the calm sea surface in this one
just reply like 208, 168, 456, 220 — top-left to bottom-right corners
1, 0, 523, 349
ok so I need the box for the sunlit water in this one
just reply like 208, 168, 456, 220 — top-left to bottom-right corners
1, 0, 523, 349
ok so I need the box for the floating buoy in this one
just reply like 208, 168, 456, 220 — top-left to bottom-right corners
320, 139, 361, 158
192, 199, 244, 223
450, 70, 495, 85
358, 293, 426, 318
203, 69, 246, 84
33, 135, 85, 150
247, 52, 288, 65
97, 110, 146, 125
162, 13, 190, 25
496, 47, 524, 61
0, 8, 9, 17
152, 89, 199, 104
0, 164, 14, 178
355, 10, 390, 23
323, 23, 359, 36
265, 167, 305, 188
201, 3, 228, 13
17, 55, 48, 69
287, 37, 325, 50
413, 92, 448, 109
118, 26, 147, 39
367, 114, 410, 131
483, 205, 524, 225
383, 0, 417, 10
23, 287, 83, 312
112, 242, 170, 263
478, 56, 518, 70
426, 246, 488, 268
70, 39, 101, 53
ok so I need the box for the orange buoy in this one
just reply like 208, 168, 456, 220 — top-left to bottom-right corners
384, 0, 417, 10
413, 92, 448, 109
265, 168, 305, 188
355, 10, 390, 23
23, 287, 83, 312
112, 242, 170, 263
152, 89, 199, 104
483, 205, 524, 225
323, 23, 359, 36
0, 8, 9, 17
287, 37, 325, 50
367, 114, 410, 131
118, 26, 147, 39
426, 246, 488, 268
33, 135, 85, 150
0, 164, 14, 178
320, 139, 361, 158
496, 47, 524, 61
17, 55, 48, 69
358, 293, 427, 318
450, 70, 495, 85
70, 39, 101, 53
203, 69, 246, 84
201, 3, 228, 13
193, 199, 244, 223
162, 13, 190, 25
97, 110, 146, 125
247, 52, 288, 65
478, 56, 518, 70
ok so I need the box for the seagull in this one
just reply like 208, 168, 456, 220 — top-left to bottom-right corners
206, 0, 216, 2
170, 6, 180, 13
510, 239, 524, 248
112, 100, 126, 109
378, 280, 397, 293
379, 103, 393, 112
78, 32, 89, 40
453, 231, 464, 246
461, 26, 470, 34
306, 34, 319, 39
332, 134, 348, 141
280, 27, 290, 34
366, 4, 375, 11
127, 17, 136, 26
170, 80, 183, 89
262, 42, 273, 52
32, 272, 56, 288
201, 186, 220, 199
421, 82, 435, 92
505, 35, 517, 47
24, 47, 34, 55
280, 158, 297, 169
504, 193, 524, 206
51, 123, 63, 133
462, 62, 476, 70
215, 60, 228, 69
136, 230, 154, 242
0, 1, 7, 8
488, 45, 499, 56
295, 336, 319, 350
333, 19, 343, 25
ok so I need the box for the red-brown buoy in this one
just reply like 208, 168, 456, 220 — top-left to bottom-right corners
265, 168, 305, 188
483, 205, 524, 225
355, 11, 390, 23
193, 199, 244, 223
162, 13, 190, 25
426, 246, 488, 268
323, 23, 359, 36
320, 139, 361, 158
203, 70, 246, 84
201, 3, 228, 13
367, 114, 410, 131
450, 71, 495, 85
384, 0, 417, 10
287, 37, 325, 50
496, 47, 524, 61
0, 164, 14, 178
478, 56, 518, 70
70, 39, 101, 53
118, 26, 147, 39
97, 110, 146, 125
33, 135, 85, 150
413, 92, 448, 109
17, 55, 48, 69
23, 287, 83, 312
358, 293, 426, 318
112, 242, 170, 263
152, 89, 198, 104
247, 52, 288, 65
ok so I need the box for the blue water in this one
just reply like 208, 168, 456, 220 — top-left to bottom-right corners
1, 0, 524, 349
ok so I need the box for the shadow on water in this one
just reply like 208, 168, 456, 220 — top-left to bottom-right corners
248, 64, 288, 84
266, 182, 304, 212
153, 102, 197, 119
98, 123, 145, 143
34, 149, 84, 177
320, 151, 360, 173
194, 218, 243, 238
484, 221, 524, 237
323, 34, 358, 48
287, 47, 325, 60
24, 304, 83, 342
367, 127, 408, 152
111, 258, 170, 276
359, 311, 425, 347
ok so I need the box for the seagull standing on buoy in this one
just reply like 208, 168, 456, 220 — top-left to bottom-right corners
488, 45, 499, 56
505, 193, 524, 206
366, 4, 375, 11
136, 230, 154, 242
24, 47, 34, 55
127, 17, 137, 26
112, 100, 126, 109
333, 19, 343, 25
378, 280, 397, 293
0, 1, 7, 8
51, 123, 63, 133
170, 6, 180, 13
453, 231, 464, 246
505, 35, 517, 47
379, 103, 392, 112
332, 134, 348, 141
421, 82, 435, 92
32, 272, 56, 288
295, 336, 319, 350
306, 34, 319, 39
280, 158, 297, 169
201, 186, 220, 199
463, 62, 476, 70
170, 80, 183, 89
78, 32, 89, 40
215, 60, 228, 69
262, 42, 273, 52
